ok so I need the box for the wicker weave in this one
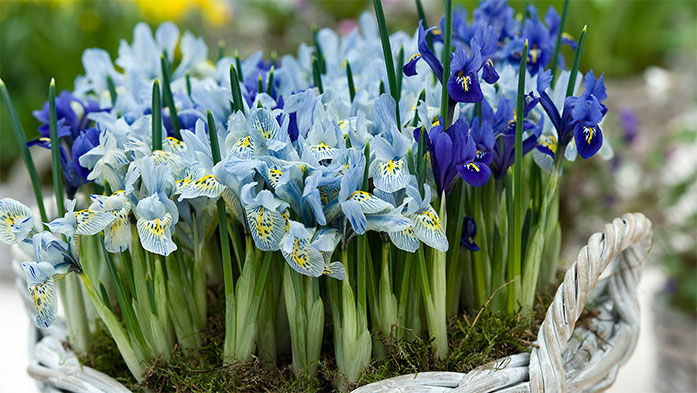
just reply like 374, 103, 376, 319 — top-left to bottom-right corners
354, 213, 653, 393
18, 213, 653, 393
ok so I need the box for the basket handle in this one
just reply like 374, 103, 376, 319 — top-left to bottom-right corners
528, 213, 654, 392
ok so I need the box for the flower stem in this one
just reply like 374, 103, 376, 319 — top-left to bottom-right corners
440, 0, 453, 126
508, 40, 528, 314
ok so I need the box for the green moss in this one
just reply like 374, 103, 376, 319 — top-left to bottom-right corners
77, 323, 135, 389
83, 285, 556, 392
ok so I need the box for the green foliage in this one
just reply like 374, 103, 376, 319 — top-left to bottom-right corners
78, 323, 135, 389
85, 284, 554, 392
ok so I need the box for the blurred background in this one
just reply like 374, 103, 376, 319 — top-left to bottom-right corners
1, 0, 696, 392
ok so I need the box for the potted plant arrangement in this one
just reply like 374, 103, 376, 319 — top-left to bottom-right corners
1, 0, 653, 391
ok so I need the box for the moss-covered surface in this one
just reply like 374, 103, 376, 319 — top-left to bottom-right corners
77, 324, 135, 388
80, 285, 555, 392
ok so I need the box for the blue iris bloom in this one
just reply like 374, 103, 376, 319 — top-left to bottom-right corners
538, 70, 608, 159
454, 119, 492, 187
503, 11, 553, 75
32, 90, 81, 139
481, 96, 541, 178
544, 7, 577, 51
460, 216, 479, 251
20, 232, 83, 328
71, 127, 100, 181
402, 21, 443, 81
473, 0, 519, 43
27, 138, 86, 197
448, 45, 484, 103
414, 117, 463, 194
473, 24, 500, 84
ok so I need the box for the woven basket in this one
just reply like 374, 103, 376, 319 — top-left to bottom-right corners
17, 213, 653, 393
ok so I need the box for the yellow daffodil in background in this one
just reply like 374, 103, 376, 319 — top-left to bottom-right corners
134, 0, 232, 26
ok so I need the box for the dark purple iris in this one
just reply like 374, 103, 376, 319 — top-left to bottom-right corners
460, 216, 479, 251
538, 71, 608, 159
30, 90, 108, 196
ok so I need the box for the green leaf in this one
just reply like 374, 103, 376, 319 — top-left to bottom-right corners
549, 0, 570, 85
372, 0, 400, 127
229, 64, 246, 115
508, 40, 528, 315
346, 60, 356, 102
312, 56, 323, 94
440, 0, 453, 126
160, 54, 181, 139
566, 26, 587, 97
151, 79, 162, 151
0, 79, 48, 222
48, 79, 65, 216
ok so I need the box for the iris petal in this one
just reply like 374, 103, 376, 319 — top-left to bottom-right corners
372, 158, 409, 193
348, 191, 393, 214
448, 71, 483, 103
574, 123, 603, 159
136, 213, 176, 256
0, 198, 33, 245
457, 161, 492, 187
411, 206, 448, 251
246, 206, 285, 251
281, 237, 324, 277
323, 261, 346, 280
27, 277, 58, 328
74, 209, 116, 235
104, 207, 131, 253
388, 226, 420, 252
178, 175, 224, 201
402, 53, 421, 77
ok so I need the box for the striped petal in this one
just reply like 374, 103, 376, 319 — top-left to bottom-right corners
281, 237, 325, 277
323, 261, 346, 280
309, 142, 338, 161
250, 108, 281, 140
0, 198, 33, 245
175, 166, 196, 192
104, 207, 132, 253
27, 277, 58, 328
265, 168, 284, 188
152, 149, 185, 172
411, 206, 448, 251
74, 209, 116, 236
221, 188, 246, 226
365, 211, 411, 233
372, 158, 409, 193
246, 206, 285, 251
388, 227, 420, 252
178, 174, 224, 201
347, 191, 393, 214
136, 213, 176, 256
163, 136, 188, 154
229, 135, 257, 159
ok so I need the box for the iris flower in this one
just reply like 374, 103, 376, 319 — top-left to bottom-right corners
0, 198, 34, 245
538, 70, 608, 159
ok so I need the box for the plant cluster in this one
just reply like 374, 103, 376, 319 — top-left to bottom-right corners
0, 0, 611, 387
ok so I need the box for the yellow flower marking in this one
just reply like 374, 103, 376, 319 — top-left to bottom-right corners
466, 163, 480, 172
584, 126, 595, 143
418, 210, 442, 231
538, 135, 558, 153
293, 238, 308, 269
